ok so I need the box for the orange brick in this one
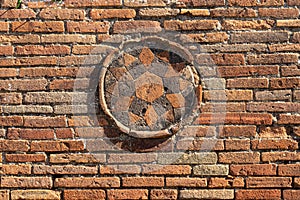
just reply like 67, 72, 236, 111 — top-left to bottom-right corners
15, 45, 70, 55
225, 139, 250, 150
222, 20, 274, 30
0, 116, 23, 126
209, 177, 244, 188
219, 152, 260, 164
1, 177, 52, 188
278, 114, 300, 124
0, 68, 17, 77
252, 139, 298, 150
0, 9, 35, 19
33, 165, 98, 175
31, 141, 84, 152
219, 126, 257, 138
122, 177, 164, 187
107, 189, 148, 200
6, 154, 46, 163
90, 9, 136, 19
262, 152, 300, 162
218, 65, 279, 77
278, 164, 300, 176
0, 46, 13, 56
230, 164, 277, 176
227, 78, 268, 88
39, 8, 85, 20
211, 8, 256, 17
142, 165, 191, 175
65, 0, 122, 7
64, 190, 105, 200
1, 0, 17, 7
0, 22, 8, 32
166, 177, 207, 187
0, 79, 47, 91
236, 189, 281, 200
24, 116, 66, 128
246, 177, 292, 188
12, 21, 64, 33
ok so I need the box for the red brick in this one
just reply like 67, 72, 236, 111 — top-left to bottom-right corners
142, 165, 191, 175
55, 128, 73, 139
252, 139, 298, 150
222, 20, 274, 30
288, 0, 300, 5
230, 164, 277, 176
0, 116, 23, 126
12, 21, 64, 33
1, 177, 52, 188
211, 8, 256, 18
278, 164, 300, 176
39, 8, 85, 20
236, 189, 281, 200
191, 0, 225, 6
33, 165, 98, 175
55, 177, 120, 188
65, 0, 122, 7
219, 126, 257, 138
227, 78, 268, 88
231, 31, 288, 43
0, 9, 36, 19
31, 141, 84, 152
208, 177, 244, 188
7, 128, 55, 140
196, 54, 245, 65
20, 67, 93, 78
114, 21, 161, 33
6, 154, 46, 163
218, 65, 278, 77
0, 68, 17, 77
283, 190, 300, 200
122, 177, 164, 187
278, 114, 300, 124
269, 44, 300, 52
270, 78, 300, 89
15, 45, 70, 55
64, 190, 105, 200
246, 177, 292, 188
262, 152, 300, 162
195, 113, 272, 125
259, 8, 299, 18
150, 189, 177, 200
166, 177, 207, 187
50, 153, 105, 164
107, 189, 148, 200
164, 20, 219, 31
248, 54, 298, 64
24, 116, 66, 128
180, 9, 210, 16
219, 152, 260, 164
0, 93, 22, 104
225, 139, 250, 150
0, 79, 47, 91
67, 22, 109, 33
91, 9, 136, 19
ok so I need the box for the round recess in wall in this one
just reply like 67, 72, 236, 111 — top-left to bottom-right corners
99, 37, 202, 139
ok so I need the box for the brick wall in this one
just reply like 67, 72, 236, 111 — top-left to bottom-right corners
0, 0, 300, 199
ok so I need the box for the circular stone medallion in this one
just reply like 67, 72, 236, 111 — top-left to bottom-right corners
99, 41, 201, 138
